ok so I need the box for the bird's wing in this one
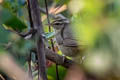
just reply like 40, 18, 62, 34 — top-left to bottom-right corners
62, 38, 79, 47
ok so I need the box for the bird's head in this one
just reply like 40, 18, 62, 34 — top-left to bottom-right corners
50, 14, 70, 30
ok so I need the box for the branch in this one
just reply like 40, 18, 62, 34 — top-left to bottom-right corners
28, 0, 47, 80
32, 48, 75, 68
45, 49, 74, 68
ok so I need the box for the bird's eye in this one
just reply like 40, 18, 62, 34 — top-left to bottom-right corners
55, 23, 60, 25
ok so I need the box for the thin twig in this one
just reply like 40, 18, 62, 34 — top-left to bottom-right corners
44, 0, 59, 80
27, 51, 33, 80
0, 74, 5, 80
27, 0, 34, 28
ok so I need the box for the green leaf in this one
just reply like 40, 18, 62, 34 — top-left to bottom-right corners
0, 26, 10, 43
0, 9, 27, 31
47, 65, 67, 80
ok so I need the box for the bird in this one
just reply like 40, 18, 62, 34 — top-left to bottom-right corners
50, 14, 85, 61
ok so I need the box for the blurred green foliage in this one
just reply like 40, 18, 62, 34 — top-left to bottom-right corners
68, 0, 120, 79
47, 65, 67, 80
0, 9, 27, 31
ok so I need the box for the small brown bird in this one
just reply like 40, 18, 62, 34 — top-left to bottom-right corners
51, 14, 85, 60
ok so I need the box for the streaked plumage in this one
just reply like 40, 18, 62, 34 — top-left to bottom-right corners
51, 15, 85, 58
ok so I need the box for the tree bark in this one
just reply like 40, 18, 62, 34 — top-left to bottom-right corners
28, 0, 47, 80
